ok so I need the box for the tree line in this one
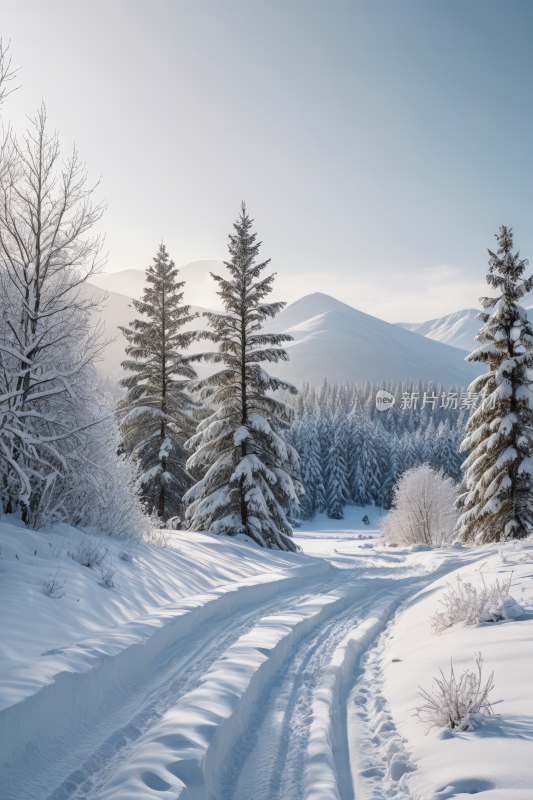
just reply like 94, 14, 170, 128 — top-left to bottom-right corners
283, 383, 468, 520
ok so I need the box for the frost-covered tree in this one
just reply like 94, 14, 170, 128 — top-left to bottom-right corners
183, 203, 302, 550
457, 226, 533, 544
380, 464, 459, 547
118, 244, 198, 521
0, 106, 109, 525
72, 386, 148, 539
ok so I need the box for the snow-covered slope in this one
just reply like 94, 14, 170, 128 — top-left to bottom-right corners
262, 293, 483, 386
395, 307, 482, 352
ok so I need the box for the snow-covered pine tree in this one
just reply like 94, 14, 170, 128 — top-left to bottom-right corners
298, 412, 325, 519
352, 414, 381, 504
457, 226, 533, 543
118, 244, 198, 521
326, 429, 348, 519
183, 203, 302, 550
377, 432, 398, 509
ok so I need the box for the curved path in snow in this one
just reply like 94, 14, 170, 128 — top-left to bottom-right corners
3, 542, 481, 800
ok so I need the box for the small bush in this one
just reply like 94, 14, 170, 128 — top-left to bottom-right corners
430, 573, 523, 634
100, 565, 118, 588
44, 566, 65, 598
416, 652, 495, 732
379, 464, 458, 547
69, 534, 108, 568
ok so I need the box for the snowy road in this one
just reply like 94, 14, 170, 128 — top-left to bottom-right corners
1, 536, 483, 800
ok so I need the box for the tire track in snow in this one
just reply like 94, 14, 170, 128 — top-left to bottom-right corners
5, 574, 335, 800
225, 586, 394, 800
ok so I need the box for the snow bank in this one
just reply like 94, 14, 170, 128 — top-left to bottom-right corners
360, 540, 533, 799
0, 514, 320, 667
0, 514, 328, 779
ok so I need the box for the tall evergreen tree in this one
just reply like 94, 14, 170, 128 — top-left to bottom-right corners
118, 244, 198, 520
298, 412, 325, 519
457, 226, 533, 543
326, 430, 348, 519
183, 204, 302, 550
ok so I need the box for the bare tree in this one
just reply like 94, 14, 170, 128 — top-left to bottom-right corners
0, 39, 19, 110
379, 464, 458, 547
0, 105, 108, 525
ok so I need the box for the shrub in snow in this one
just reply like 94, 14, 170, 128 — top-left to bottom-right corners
456, 226, 533, 544
99, 565, 117, 589
43, 566, 66, 598
416, 652, 495, 732
118, 243, 198, 521
70, 534, 107, 568
430, 573, 523, 633
379, 464, 458, 547
183, 203, 302, 551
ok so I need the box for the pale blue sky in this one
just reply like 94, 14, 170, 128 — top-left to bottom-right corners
2, 1, 532, 321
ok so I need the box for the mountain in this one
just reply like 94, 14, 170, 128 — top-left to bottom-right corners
84, 285, 484, 388
261, 293, 484, 387
395, 308, 483, 352
396, 291, 533, 353
88, 260, 228, 307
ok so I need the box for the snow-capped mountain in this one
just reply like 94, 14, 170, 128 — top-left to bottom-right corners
395, 308, 482, 352
85, 284, 483, 387
397, 296, 533, 352
261, 293, 483, 386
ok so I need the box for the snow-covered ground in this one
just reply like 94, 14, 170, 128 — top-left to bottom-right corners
1, 513, 532, 799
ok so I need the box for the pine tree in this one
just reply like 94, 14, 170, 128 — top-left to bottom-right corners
118, 244, 198, 521
298, 412, 325, 519
326, 430, 348, 519
457, 226, 533, 543
183, 203, 302, 550
377, 433, 399, 509
435, 419, 457, 479
353, 415, 381, 503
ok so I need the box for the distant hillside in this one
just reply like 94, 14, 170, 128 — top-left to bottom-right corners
83, 283, 213, 382
88, 260, 227, 307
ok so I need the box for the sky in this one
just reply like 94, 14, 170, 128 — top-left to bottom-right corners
2, 0, 533, 323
